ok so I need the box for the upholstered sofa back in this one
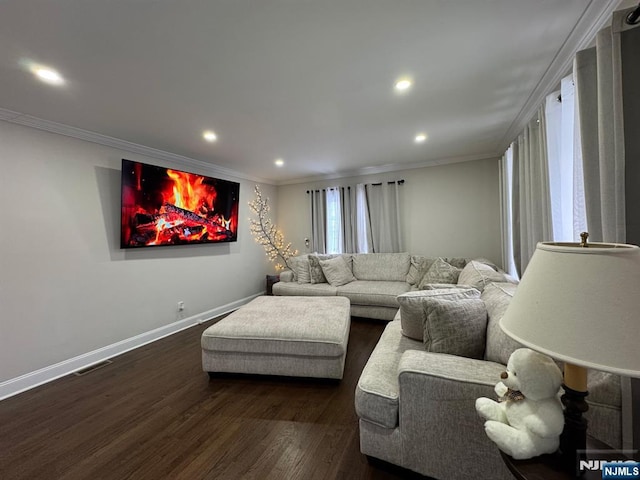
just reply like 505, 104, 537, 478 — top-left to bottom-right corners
286, 253, 474, 285
351, 253, 411, 281
480, 282, 522, 365
278, 253, 515, 322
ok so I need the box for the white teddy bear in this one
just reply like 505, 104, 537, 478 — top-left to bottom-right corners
475, 348, 565, 459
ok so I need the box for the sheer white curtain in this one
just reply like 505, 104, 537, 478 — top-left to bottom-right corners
498, 147, 517, 277
325, 188, 343, 254
355, 184, 371, 253
322, 186, 359, 254
544, 75, 588, 242
574, 25, 626, 243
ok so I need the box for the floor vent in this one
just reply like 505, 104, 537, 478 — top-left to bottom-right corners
73, 360, 113, 376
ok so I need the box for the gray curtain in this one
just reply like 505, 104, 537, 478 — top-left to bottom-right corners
340, 186, 356, 253
574, 8, 637, 451
511, 107, 553, 275
617, 6, 640, 453
623, 15, 640, 246
574, 22, 627, 243
365, 181, 403, 253
309, 189, 326, 253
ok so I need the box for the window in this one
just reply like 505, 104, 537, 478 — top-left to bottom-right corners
309, 182, 403, 254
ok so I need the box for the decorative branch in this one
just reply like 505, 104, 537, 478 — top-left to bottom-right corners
248, 185, 298, 270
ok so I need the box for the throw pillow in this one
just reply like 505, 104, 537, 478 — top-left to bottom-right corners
423, 297, 488, 359
319, 256, 356, 287
457, 260, 508, 292
308, 254, 335, 284
397, 288, 481, 341
406, 256, 431, 285
287, 256, 299, 282
417, 258, 461, 288
293, 255, 311, 284
474, 257, 500, 272
445, 257, 468, 269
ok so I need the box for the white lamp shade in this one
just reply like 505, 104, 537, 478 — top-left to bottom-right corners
500, 242, 640, 378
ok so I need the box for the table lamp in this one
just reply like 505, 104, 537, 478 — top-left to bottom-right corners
499, 234, 640, 470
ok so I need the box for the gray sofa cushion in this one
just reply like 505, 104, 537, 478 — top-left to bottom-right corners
417, 258, 461, 288
423, 297, 488, 359
406, 256, 433, 285
352, 253, 411, 281
458, 260, 511, 292
319, 256, 356, 286
397, 288, 481, 341
308, 254, 335, 284
337, 280, 410, 307
291, 255, 311, 284
481, 282, 522, 365
355, 320, 419, 428
445, 257, 470, 269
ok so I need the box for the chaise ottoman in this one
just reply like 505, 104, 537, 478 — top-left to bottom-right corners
201, 296, 351, 380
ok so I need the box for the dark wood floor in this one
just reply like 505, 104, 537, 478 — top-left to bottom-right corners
0, 316, 426, 480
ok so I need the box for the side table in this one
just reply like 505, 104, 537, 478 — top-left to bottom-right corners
266, 274, 280, 295
501, 436, 627, 480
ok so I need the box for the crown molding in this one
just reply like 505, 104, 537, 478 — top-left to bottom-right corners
0, 107, 273, 185
0, 108, 21, 122
275, 152, 499, 186
498, 0, 622, 152
2, 107, 499, 188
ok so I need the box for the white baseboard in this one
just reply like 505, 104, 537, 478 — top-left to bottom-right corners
0, 293, 263, 401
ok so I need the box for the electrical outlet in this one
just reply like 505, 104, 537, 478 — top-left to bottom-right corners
177, 301, 185, 311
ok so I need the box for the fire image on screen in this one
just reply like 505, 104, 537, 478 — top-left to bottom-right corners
120, 159, 239, 248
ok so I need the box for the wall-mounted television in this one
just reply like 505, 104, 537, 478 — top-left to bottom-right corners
120, 159, 239, 248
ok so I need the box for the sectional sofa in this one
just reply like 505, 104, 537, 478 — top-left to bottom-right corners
273, 253, 495, 320
273, 253, 627, 479
356, 282, 626, 479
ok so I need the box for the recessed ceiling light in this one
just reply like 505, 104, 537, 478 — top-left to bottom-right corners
415, 133, 427, 143
203, 131, 217, 142
274, 158, 285, 167
32, 66, 65, 86
394, 78, 412, 92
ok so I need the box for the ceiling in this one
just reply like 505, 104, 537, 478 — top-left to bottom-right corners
0, 1, 622, 184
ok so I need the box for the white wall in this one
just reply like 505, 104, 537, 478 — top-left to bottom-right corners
0, 120, 274, 384
276, 157, 502, 263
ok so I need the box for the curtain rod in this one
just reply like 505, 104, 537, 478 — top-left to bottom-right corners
371, 180, 405, 186
306, 179, 404, 194
627, 2, 640, 25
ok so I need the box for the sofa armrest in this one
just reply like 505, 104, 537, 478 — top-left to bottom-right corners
396, 350, 512, 480
398, 350, 504, 387
279, 269, 294, 282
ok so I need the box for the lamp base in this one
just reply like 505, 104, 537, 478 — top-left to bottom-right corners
559, 384, 589, 475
